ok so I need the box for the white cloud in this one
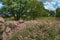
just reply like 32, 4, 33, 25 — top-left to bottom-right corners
52, 0, 60, 2
43, 0, 60, 10
43, 2, 56, 10
51, 2, 56, 5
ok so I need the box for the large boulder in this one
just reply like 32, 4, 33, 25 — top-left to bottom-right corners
0, 17, 5, 40
0, 17, 4, 23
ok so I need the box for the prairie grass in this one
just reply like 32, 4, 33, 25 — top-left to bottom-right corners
8, 19, 60, 40
0, 17, 60, 40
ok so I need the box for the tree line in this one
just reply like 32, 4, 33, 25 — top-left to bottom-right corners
0, 0, 60, 20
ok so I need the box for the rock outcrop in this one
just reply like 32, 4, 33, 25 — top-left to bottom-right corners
0, 17, 4, 23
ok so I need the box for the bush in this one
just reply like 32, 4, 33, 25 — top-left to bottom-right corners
56, 8, 60, 18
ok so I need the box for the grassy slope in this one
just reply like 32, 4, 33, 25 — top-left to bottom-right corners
6, 17, 60, 40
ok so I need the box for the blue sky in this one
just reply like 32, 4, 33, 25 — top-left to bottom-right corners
42, 0, 60, 11
0, 0, 60, 11
0, 2, 3, 8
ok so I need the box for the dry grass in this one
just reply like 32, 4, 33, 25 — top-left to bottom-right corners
0, 17, 60, 40
7, 19, 60, 40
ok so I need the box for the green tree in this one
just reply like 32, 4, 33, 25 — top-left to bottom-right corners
49, 11, 55, 17
26, 0, 48, 20
1, 0, 48, 20
2, 0, 29, 20
56, 8, 60, 17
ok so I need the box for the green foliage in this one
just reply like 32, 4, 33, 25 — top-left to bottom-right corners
1, 0, 48, 20
56, 8, 60, 20
9, 21, 60, 40
56, 8, 60, 17
49, 11, 55, 17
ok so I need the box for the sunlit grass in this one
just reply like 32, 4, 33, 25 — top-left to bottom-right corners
0, 17, 60, 40
8, 19, 60, 40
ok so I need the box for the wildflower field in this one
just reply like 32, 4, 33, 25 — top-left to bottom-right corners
0, 17, 60, 40
0, 0, 60, 40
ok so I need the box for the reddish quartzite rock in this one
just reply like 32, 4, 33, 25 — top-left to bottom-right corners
0, 17, 4, 23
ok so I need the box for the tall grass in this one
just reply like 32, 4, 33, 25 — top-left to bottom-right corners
8, 20, 60, 40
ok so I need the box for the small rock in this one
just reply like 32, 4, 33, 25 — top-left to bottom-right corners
18, 20, 24, 23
